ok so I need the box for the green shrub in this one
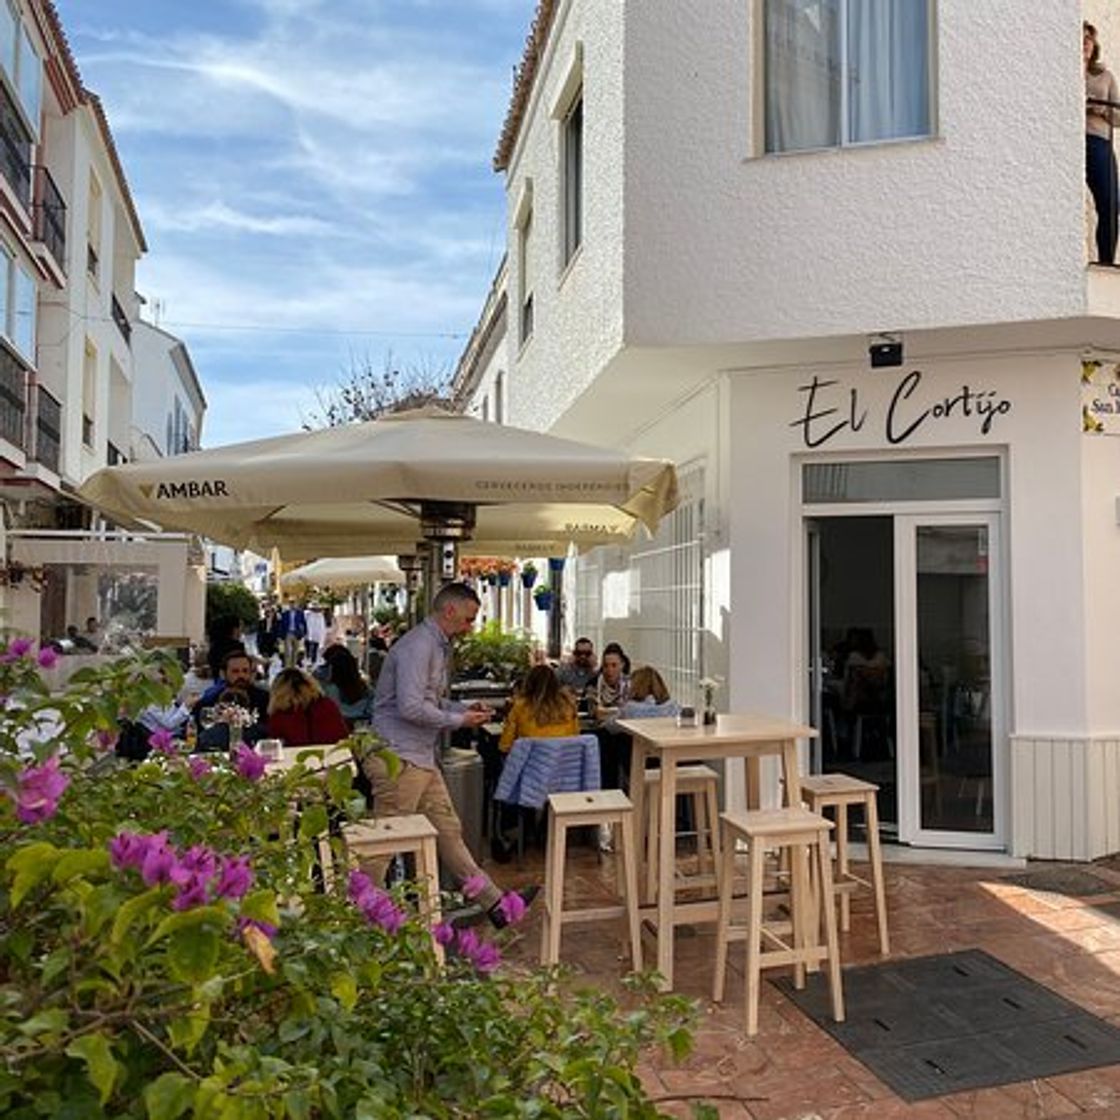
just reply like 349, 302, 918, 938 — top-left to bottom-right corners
0, 639, 697, 1118
453, 622, 533, 683
205, 583, 261, 636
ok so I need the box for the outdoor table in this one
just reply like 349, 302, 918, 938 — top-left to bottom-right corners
264, 742, 355, 775
617, 713, 817, 991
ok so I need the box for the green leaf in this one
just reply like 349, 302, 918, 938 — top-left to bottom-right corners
52, 849, 111, 885
143, 1071, 194, 1120
65, 1032, 121, 1105
282, 1088, 312, 1120
326, 765, 354, 806
110, 887, 165, 946
167, 1007, 210, 1055
146, 904, 229, 948
298, 805, 329, 840
166, 927, 220, 984
330, 972, 358, 1012
81, 883, 126, 939
18, 1008, 69, 1038
238, 890, 279, 928
6, 842, 60, 908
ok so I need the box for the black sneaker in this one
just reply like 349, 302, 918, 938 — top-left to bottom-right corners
487, 884, 540, 929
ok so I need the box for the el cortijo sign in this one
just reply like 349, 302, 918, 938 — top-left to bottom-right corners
791, 369, 1013, 449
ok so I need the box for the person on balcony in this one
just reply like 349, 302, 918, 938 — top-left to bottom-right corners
1085, 21, 1120, 265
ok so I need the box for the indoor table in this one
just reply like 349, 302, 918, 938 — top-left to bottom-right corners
618, 713, 817, 991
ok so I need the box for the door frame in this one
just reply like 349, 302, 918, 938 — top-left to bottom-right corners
894, 512, 1005, 850
798, 455, 1008, 851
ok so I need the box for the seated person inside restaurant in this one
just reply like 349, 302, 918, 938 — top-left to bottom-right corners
584, 644, 632, 790
320, 645, 374, 728
616, 665, 680, 721
499, 664, 580, 751
556, 637, 597, 694
193, 650, 270, 729
266, 668, 349, 747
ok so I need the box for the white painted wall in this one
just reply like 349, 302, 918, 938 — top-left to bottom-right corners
622, 1, 1086, 347
502, 0, 627, 433
730, 351, 1091, 736
131, 321, 204, 460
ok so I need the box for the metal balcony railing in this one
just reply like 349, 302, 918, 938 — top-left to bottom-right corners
35, 386, 60, 473
0, 122, 30, 212
0, 347, 26, 451
31, 165, 66, 269
111, 294, 131, 344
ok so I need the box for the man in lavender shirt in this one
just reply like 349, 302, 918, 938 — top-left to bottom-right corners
367, 582, 536, 926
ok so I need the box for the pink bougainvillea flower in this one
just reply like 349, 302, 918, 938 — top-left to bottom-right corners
36, 646, 60, 670
173, 845, 217, 883
234, 744, 266, 782
139, 833, 177, 886
357, 888, 406, 934
187, 756, 212, 781
108, 830, 146, 870
236, 916, 278, 941
14, 756, 69, 824
172, 871, 210, 911
93, 729, 118, 753
213, 854, 253, 901
495, 890, 528, 927
148, 727, 177, 756
1, 636, 33, 663
348, 869, 374, 902
433, 920, 456, 947
461, 874, 488, 901
455, 927, 501, 973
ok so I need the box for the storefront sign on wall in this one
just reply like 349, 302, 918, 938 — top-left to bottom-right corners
791, 370, 1013, 449
1081, 361, 1120, 435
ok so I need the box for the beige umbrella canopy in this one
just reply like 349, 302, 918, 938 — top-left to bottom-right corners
279, 555, 404, 590
78, 407, 679, 560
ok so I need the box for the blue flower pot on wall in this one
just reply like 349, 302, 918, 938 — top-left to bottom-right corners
520, 570, 537, 589
497, 572, 511, 587
548, 557, 566, 573
534, 591, 554, 611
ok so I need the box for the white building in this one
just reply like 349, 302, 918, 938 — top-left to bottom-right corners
0, 1, 205, 650
130, 317, 205, 463
466, 0, 1120, 860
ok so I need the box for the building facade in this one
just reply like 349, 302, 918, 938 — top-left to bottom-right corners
474, 0, 1120, 859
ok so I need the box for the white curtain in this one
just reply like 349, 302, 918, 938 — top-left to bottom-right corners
766, 0, 930, 152
847, 0, 930, 143
765, 0, 840, 153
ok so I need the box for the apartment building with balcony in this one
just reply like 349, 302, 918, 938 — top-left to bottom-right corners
469, 0, 1120, 860
0, 2, 205, 652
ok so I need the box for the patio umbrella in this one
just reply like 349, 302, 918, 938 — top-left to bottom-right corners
78, 407, 679, 572
279, 555, 404, 590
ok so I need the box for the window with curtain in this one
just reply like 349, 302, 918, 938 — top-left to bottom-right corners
764, 0, 932, 154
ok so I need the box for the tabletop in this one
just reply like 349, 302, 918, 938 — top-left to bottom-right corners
616, 713, 818, 745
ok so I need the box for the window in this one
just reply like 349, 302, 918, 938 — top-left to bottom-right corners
561, 93, 583, 267
494, 369, 505, 424
518, 207, 534, 345
11, 258, 33, 359
82, 341, 96, 448
16, 25, 37, 136
86, 172, 102, 281
764, 0, 933, 154
802, 457, 1000, 504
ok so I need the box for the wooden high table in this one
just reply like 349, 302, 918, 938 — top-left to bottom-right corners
618, 713, 817, 991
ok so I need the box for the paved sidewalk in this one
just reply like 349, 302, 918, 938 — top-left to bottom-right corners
495, 845, 1120, 1119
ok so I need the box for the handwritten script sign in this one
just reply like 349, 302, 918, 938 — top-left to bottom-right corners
790, 370, 1012, 449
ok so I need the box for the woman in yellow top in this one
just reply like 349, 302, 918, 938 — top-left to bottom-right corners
499, 665, 579, 752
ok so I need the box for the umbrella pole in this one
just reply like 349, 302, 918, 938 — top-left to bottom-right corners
419, 501, 475, 613
397, 553, 424, 629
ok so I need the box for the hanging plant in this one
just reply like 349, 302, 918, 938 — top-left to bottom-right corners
533, 584, 554, 611
519, 562, 538, 589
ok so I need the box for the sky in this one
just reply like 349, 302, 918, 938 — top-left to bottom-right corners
52, 0, 536, 446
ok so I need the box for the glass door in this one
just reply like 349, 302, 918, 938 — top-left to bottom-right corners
895, 515, 1003, 847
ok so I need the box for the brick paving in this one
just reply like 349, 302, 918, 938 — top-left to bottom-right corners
492, 844, 1120, 1119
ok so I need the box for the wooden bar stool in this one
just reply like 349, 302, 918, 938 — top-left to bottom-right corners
799, 773, 890, 955
541, 790, 642, 969
643, 764, 722, 901
342, 815, 444, 963
713, 807, 844, 1036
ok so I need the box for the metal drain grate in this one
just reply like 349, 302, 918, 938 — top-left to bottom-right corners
776, 950, 1120, 1101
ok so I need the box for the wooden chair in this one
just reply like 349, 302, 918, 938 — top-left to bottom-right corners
713, 807, 844, 1036
642, 764, 721, 901
541, 790, 642, 969
342, 815, 444, 963
800, 772, 889, 955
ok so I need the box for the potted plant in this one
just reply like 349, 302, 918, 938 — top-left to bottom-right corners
453, 621, 533, 682
547, 556, 566, 574
519, 561, 538, 589
533, 584, 554, 611
495, 559, 515, 587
